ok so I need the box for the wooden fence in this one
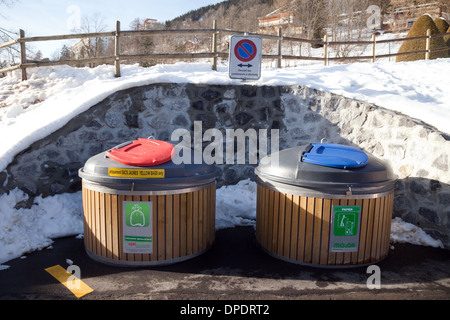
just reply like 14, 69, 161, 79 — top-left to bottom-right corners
0, 20, 449, 81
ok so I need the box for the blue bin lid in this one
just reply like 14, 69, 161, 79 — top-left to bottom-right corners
301, 143, 369, 169
255, 143, 396, 196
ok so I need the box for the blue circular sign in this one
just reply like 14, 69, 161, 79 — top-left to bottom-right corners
234, 39, 257, 62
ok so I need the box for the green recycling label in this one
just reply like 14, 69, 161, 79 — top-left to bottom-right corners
123, 201, 153, 254
329, 206, 361, 252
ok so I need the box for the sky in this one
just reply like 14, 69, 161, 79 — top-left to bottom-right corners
0, 0, 224, 58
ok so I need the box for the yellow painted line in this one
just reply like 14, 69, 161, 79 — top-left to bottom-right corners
45, 265, 93, 298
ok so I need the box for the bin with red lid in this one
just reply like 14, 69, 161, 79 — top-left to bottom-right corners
79, 138, 219, 266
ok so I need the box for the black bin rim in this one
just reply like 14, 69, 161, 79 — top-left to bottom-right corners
79, 143, 220, 192
255, 143, 397, 197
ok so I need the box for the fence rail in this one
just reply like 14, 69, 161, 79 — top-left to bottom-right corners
1, 20, 449, 81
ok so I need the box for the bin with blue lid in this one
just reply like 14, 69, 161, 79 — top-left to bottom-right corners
255, 142, 396, 267
79, 138, 219, 267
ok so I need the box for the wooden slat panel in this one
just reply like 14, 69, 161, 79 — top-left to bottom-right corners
166, 194, 173, 261
271, 191, 280, 253
201, 188, 208, 250
296, 195, 307, 262
255, 187, 393, 267
110, 194, 119, 260
99, 192, 107, 257
312, 198, 323, 265
364, 198, 376, 264
95, 189, 102, 256
193, 190, 199, 253
105, 194, 112, 259
319, 199, 331, 265
82, 187, 89, 252
173, 194, 180, 259
150, 195, 158, 262
289, 195, 300, 260
370, 197, 382, 262
83, 188, 91, 253
304, 197, 315, 264
118, 195, 126, 261
187, 192, 193, 255
79, 185, 213, 265
210, 186, 216, 246
283, 194, 293, 258
375, 196, 385, 261
158, 195, 165, 261
381, 194, 394, 257
277, 192, 286, 256
256, 185, 264, 246
266, 188, 274, 251
180, 193, 187, 257
357, 198, 370, 264
256, 185, 262, 243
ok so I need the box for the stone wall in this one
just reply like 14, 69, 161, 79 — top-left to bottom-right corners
2, 83, 449, 247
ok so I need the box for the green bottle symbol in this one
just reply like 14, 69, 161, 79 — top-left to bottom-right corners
130, 204, 145, 227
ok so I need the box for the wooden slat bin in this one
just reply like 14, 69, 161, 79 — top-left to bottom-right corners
79, 138, 219, 266
256, 185, 394, 267
254, 143, 397, 267
82, 184, 216, 266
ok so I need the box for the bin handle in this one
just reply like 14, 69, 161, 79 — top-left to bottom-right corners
105, 141, 133, 158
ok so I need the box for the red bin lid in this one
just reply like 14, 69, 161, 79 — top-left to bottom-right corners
106, 138, 175, 167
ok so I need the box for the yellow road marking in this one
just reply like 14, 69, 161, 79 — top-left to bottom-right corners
45, 265, 93, 298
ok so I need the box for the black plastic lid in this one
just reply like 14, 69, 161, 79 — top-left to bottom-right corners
79, 141, 219, 191
255, 143, 396, 196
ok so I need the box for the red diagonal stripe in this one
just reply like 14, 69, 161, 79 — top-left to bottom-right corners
239, 44, 252, 58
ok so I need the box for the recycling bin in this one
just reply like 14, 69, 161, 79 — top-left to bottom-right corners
255, 143, 396, 267
79, 138, 219, 266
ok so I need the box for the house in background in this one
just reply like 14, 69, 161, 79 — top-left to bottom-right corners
386, 2, 443, 31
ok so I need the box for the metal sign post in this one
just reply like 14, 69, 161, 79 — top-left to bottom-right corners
229, 35, 262, 80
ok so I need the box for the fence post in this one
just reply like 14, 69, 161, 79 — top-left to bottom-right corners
212, 20, 217, 71
114, 20, 121, 77
277, 28, 282, 68
425, 28, 431, 60
323, 34, 328, 66
371, 33, 376, 63
19, 29, 27, 81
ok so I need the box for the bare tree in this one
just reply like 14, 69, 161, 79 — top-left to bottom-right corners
327, 0, 373, 58
0, 1, 20, 71
70, 12, 108, 67
291, 0, 327, 47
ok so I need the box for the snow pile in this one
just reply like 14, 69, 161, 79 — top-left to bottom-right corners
390, 217, 443, 248
215, 179, 257, 229
0, 189, 83, 268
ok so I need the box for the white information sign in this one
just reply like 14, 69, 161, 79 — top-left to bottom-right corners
229, 35, 262, 80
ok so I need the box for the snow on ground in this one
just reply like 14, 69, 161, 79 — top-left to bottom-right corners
0, 57, 449, 267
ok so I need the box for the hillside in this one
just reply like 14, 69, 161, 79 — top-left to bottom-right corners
165, 0, 449, 34
167, 0, 275, 31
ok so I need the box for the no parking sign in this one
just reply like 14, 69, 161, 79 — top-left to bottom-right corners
229, 35, 262, 80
